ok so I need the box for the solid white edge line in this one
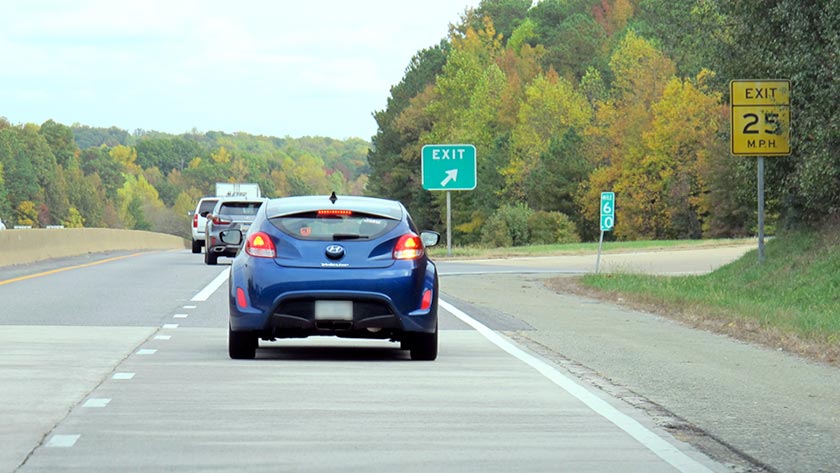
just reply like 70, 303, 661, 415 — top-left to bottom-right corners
439, 299, 715, 473
191, 268, 229, 302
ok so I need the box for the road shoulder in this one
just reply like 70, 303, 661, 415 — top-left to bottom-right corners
440, 273, 840, 473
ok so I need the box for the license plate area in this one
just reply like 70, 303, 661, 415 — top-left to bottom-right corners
314, 300, 353, 321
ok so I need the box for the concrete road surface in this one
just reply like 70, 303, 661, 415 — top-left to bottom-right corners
1, 250, 729, 473
2, 245, 837, 472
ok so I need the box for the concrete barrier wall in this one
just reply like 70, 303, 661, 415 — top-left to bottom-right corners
0, 228, 187, 267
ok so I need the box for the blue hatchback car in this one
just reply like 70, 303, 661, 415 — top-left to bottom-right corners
223, 194, 441, 360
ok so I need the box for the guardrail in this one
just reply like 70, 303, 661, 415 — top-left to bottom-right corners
0, 228, 188, 267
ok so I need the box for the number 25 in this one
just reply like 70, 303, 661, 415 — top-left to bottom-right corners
743, 112, 781, 135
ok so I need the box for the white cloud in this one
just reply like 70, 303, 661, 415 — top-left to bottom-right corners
1, 1, 478, 138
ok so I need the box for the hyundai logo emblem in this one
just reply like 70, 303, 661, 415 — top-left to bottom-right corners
325, 244, 345, 260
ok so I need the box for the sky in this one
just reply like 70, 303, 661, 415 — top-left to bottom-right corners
0, 0, 481, 140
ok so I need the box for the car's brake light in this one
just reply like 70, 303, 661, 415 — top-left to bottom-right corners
212, 215, 231, 225
245, 232, 276, 258
393, 234, 424, 260
317, 209, 352, 216
193, 213, 198, 228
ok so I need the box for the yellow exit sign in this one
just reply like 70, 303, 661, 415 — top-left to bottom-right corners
730, 80, 791, 156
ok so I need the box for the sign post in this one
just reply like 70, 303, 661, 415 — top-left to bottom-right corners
596, 192, 615, 274
730, 80, 791, 264
422, 144, 477, 256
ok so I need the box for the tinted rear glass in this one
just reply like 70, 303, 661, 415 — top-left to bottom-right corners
271, 212, 399, 241
219, 202, 263, 215
199, 199, 218, 214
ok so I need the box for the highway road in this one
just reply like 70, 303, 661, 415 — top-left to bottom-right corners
1, 247, 837, 472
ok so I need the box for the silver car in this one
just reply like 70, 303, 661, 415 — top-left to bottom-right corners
204, 197, 266, 265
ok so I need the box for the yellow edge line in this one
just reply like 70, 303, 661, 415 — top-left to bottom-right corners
0, 252, 150, 286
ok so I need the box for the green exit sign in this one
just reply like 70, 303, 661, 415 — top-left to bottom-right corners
422, 144, 477, 191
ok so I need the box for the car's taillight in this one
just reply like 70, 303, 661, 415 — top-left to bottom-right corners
236, 287, 248, 309
245, 232, 276, 258
393, 234, 424, 260
212, 215, 231, 225
420, 289, 433, 311
193, 213, 198, 228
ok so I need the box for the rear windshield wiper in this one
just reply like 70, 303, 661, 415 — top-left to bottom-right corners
332, 233, 368, 241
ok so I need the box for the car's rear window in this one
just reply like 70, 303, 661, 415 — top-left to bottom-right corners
219, 202, 263, 216
199, 199, 218, 215
270, 211, 400, 241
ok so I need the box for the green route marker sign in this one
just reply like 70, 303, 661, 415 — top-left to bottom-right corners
421, 144, 477, 191
600, 192, 615, 232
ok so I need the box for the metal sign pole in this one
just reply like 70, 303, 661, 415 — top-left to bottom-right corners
446, 191, 452, 257
757, 156, 765, 264
595, 230, 604, 274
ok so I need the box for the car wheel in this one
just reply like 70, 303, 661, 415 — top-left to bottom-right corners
191, 239, 202, 254
204, 248, 218, 265
229, 326, 257, 359
409, 324, 438, 361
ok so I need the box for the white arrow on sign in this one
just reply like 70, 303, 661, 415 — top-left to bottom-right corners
440, 169, 458, 187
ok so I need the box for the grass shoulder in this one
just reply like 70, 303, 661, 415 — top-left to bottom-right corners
548, 229, 839, 367
428, 237, 754, 260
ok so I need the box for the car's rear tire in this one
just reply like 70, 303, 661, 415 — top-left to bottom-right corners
229, 326, 257, 359
191, 239, 202, 254
409, 324, 438, 361
204, 248, 218, 265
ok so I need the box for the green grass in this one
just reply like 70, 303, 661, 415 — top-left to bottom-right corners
578, 230, 840, 342
428, 238, 753, 259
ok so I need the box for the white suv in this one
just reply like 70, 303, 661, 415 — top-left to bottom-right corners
190, 197, 219, 253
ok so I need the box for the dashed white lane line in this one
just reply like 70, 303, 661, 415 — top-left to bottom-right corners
136, 349, 157, 355
112, 373, 135, 380
46, 435, 80, 448
173, 313, 189, 319
162, 324, 179, 329
154, 335, 172, 340
83, 398, 111, 408
191, 269, 229, 301
439, 299, 715, 473
183, 305, 197, 309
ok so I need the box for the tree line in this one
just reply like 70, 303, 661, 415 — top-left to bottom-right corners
368, 0, 838, 244
2, 0, 836, 246
0, 119, 369, 237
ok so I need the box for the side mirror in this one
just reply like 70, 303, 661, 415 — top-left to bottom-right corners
420, 231, 440, 248
219, 230, 243, 246
188, 210, 195, 217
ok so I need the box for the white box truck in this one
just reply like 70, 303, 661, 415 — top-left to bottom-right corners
215, 183, 261, 199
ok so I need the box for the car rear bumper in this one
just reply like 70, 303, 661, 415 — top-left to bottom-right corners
228, 258, 438, 336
